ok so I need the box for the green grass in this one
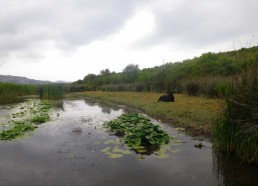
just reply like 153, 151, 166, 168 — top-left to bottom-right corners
68, 91, 224, 136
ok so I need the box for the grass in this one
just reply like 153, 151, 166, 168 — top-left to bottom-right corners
68, 91, 224, 137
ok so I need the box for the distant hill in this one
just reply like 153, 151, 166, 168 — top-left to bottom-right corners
0, 75, 52, 85
55, 80, 68, 84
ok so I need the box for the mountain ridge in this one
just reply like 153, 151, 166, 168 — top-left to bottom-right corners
0, 74, 52, 84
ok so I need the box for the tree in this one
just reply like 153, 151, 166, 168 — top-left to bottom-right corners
100, 69, 110, 76
83, 74, 97, 84
122, 64, 139, 83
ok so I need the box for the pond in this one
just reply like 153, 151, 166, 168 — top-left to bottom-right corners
0, 99, 257, 186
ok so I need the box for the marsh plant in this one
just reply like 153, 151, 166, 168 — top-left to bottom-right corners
38, 84, 64, 100
0, 100, 53, 140
103, 113, 170, 153
213, 63, 258, 164
0, 83, 37, 104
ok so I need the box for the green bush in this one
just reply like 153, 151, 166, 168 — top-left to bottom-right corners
184, 81, 200, 96
182, 77, 231, 98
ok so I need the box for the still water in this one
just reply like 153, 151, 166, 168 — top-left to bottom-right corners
0, 99, 257, 186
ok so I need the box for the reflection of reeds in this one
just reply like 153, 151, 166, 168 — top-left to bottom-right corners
212, 147, 258, 186
213, 63, 258, 164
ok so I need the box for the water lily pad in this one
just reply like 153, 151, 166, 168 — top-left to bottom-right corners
106, 152, 123, 159
101, 147, 111, 153
171, 149, 180, 153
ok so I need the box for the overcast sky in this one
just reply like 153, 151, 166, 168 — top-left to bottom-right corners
0, 0, 257, 82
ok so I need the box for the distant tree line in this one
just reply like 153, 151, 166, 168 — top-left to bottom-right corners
68, 46, 258, 98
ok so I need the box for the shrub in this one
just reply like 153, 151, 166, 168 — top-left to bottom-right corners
182, 77, 231, 98
184, 81, 200, 96
135, 83, 145, 92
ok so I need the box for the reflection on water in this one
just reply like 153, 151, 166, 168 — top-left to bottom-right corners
0, 99, 257, 186
212, 148, 258, 186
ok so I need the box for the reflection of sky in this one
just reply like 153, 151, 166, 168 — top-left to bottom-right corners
0, 99, 256, 185
0, 103, 23, 131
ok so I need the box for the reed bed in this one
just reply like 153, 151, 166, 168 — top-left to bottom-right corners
0, 83, 37, 104
213, 63, 258, 164
38, 84, 64, 100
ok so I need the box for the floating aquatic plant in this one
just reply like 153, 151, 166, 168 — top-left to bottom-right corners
103, 113, 170, 153
0, 123, 37, 140
0, 99, 54, 140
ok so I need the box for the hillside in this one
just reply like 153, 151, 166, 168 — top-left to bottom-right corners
71, 46, 258, 96
0, 75, 52, 85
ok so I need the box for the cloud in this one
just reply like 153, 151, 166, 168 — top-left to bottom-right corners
0, 0, 257, 81
1, 0, 257, 59
0, 0, 140, 59
135, 0, 258, 48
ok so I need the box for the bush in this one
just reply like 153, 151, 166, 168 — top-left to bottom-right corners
184, 81, 200, 96
135, 83, 145, 92
182, 77, 231, 98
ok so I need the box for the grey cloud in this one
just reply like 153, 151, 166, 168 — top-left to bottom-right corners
0, 0, 139, 58
136, 0, 258, 48
1, 0, 257, 61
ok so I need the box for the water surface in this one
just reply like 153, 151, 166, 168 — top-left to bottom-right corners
0, 99, 257, 186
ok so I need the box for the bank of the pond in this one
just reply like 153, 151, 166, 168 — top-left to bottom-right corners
68, 92, 224, 137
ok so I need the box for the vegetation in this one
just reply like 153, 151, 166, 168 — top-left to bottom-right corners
0, 83, 65, 104
0, 99, 53, 140
213, 63, 258, 164
0, 83, 37, 104
0, 123, 37, 140
69, 91, 224, 136
70, 46, 258, 98
103, 113, 170, 153
38, 84, 64, 100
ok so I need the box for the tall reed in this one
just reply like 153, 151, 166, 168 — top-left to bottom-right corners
0, 83, 37, 104
213, 63, 258, 163
38, 84, 64, 100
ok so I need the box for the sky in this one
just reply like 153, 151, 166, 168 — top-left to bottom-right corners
0, 0, 258, 82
